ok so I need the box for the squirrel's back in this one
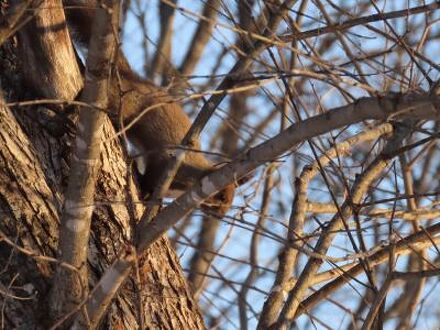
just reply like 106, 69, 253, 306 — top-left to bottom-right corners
63, 0, 235, 214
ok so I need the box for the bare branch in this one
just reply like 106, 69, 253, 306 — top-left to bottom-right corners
296, 222, 440, 317
258, 123, 393, 329
83, 91, 440, 325
280, 2, 440, 43
49, 0, 120, 324
179, 0, 221, 76
0, 0, 35, 46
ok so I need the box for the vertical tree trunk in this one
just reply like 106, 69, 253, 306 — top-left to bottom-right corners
0, 1, 204, 328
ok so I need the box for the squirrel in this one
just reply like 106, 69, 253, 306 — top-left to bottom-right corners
63, 0, 235, 215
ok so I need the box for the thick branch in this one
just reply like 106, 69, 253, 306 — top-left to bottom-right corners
17, 0, 82, 100
50, 0, 120, 323
84, 92, 440, 324
134, 0, 299, 246
138, 93, 440, 253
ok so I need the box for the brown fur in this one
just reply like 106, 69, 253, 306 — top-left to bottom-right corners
63, 0, 235, 215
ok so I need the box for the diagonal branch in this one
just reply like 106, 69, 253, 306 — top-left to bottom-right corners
0, 0, 36, 46
135, 0, 300, 245
83, 92, 440, 326
295, 222, 440, 317
272, 121, 414, 327
138, 93, 440, 254
280, 2, 440, 43
257, 123, 394, 329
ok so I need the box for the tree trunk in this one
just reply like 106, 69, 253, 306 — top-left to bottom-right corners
0, 1, 204, 328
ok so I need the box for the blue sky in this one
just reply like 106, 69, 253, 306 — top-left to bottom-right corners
119, 1, 440, 328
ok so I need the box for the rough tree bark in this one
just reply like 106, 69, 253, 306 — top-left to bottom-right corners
0, 1, 204, 328
2, 1, 440, 328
